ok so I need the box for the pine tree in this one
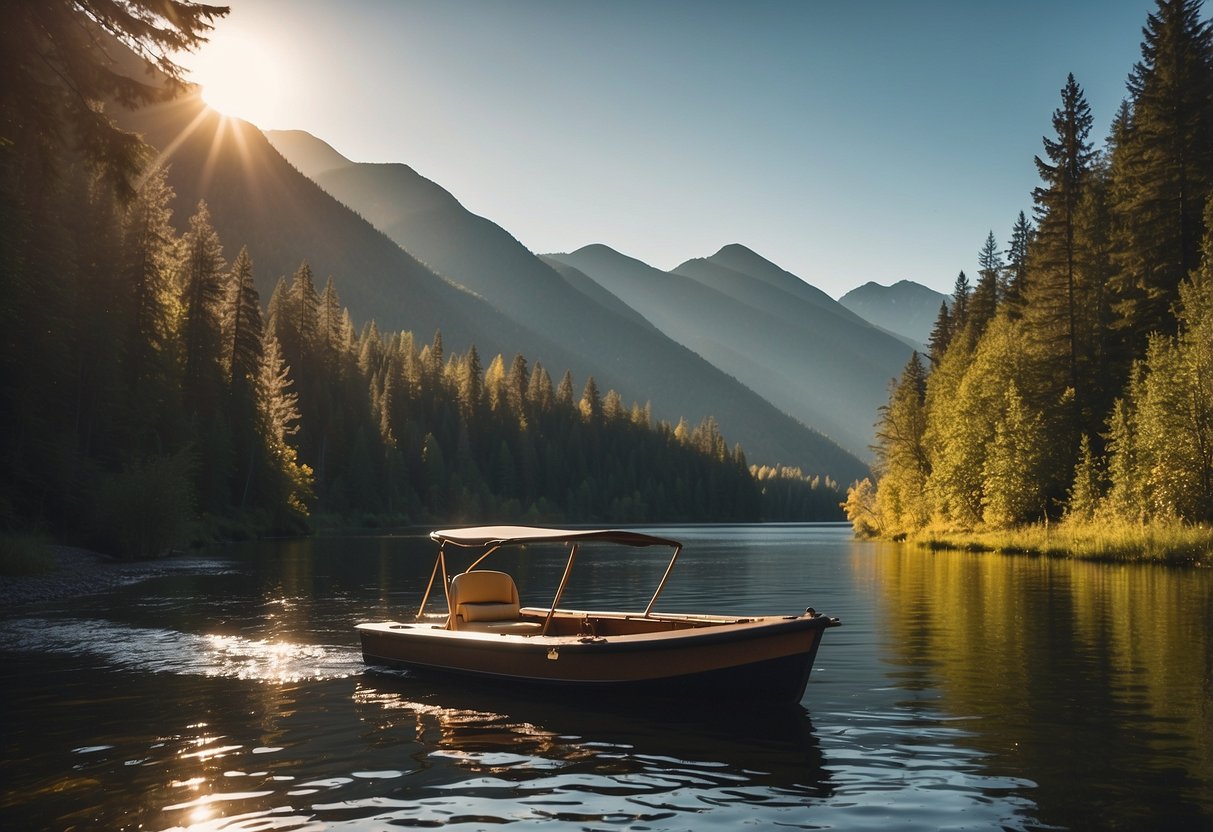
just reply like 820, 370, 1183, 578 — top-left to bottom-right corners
926, 315, 1027, 526
1003, 211, 1035, 314
459, 345, 485, 424
872, 352, 931, 531
982, 383, 1047, 527
926, 301, 953, 366
1066, 433, 1103, 522
288, 261, 319, 365
555, 370, 575, 409
0, 0, 227, 200
970, 233, 1002, 341
1025, 73, 1096, 420
979, 231, 1003, 296
1111, 0, 1213, 347
579, 376, 603, 423
117, 167, 181, 451
257, 332, 312, 518
318, 277, 343, 366
177, 201, 227, 413
1102, 387, 1146, 522
950, 271, 972, 333
225, 247, 264, 387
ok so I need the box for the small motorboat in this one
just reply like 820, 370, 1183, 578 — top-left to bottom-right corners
357, 526, 840, 703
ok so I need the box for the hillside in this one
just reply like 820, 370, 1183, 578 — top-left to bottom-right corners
839, 280, 948, 345
115, 92, 543, 361
550, 245, 915, 458
265, 130, 868, 481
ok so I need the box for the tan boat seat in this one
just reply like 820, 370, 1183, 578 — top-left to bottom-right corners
448, 570, 542, 633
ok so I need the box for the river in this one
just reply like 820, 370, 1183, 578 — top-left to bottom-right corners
1, 524, 1210, 830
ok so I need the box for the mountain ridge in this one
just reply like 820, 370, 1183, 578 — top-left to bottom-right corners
839, 279, 948, 345
264, 129, 868, 481
551, 243, 915, 458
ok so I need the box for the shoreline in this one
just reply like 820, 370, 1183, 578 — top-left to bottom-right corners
0, 546, 228, 608
900, 521, 1213, 566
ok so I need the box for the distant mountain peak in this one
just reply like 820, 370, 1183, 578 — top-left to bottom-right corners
838, 279, 947, 345
264, 129, 354, 179
709, 242, 766, 264
563, 243, 653, 270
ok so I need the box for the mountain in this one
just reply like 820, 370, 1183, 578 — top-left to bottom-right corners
839, 280, 948, 345
548, 245, 915, 458
115, 92, 543, 362
265, 130, 868, 481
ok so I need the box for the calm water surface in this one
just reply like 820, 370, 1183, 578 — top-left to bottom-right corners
1, 525, 1210, 831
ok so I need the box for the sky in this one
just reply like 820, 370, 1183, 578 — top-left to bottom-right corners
184, 0, 1160, 298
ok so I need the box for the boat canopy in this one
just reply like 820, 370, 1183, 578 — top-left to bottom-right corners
430, 526, 681, 549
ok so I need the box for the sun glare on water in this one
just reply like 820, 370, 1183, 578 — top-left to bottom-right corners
188, 28, 289, 127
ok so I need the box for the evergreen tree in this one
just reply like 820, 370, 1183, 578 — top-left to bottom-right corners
117, 167, 181, 451
1111, 0, 1213, 347
926, 301, 953, 366
1066, 434, 1103, 522
1025, 73, 1096, 421
256, 332, 312, 519
177, 201, 227, 414
1102, 393, 1146, 522
224, 248, 266, 508
579, 376, 603, 423
0, 0, 228, 200
225, 247, 263, 387
318, 277, 343, 366
872, 352, 931, 531
555, 370, 575, 409
1003, 210, 1035, 313
982, 383, 1047, 527
926, 316, 1028, 526
978, 231, 1003, 296
288, 261, 320, 365
948, 271, 972, 348
459, 345, 485, 423
969, 233, 1002, 341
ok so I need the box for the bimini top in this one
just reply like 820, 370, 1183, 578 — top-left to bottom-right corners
430, 526, 681, 549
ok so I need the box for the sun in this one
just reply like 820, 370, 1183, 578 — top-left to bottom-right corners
187, 28, 289, 128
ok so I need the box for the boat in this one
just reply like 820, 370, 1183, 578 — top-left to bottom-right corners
357, 525, 840, 704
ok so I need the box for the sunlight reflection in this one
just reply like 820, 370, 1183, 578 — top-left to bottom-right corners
0, 618, 362, 683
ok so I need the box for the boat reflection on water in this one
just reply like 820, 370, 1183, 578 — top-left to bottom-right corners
351, 667, 834, 821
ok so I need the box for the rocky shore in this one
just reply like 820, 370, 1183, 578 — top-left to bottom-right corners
0, 546, 225, 608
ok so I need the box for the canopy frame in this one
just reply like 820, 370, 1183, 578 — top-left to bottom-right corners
414, 526, 684, 624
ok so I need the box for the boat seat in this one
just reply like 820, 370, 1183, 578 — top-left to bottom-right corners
448, 570, 542, 634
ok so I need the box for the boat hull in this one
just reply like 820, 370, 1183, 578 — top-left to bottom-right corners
358, 612, 837, 704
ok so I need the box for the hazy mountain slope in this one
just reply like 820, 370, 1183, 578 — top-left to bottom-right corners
115, 94, 543, 360
541, 258, 660, 331
262, 128, 354, 178
265, 130, 867, 480
552, 245, 914, 458
839, 280, 949, 345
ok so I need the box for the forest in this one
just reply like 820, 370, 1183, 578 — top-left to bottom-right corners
0, 1, 839, 558
846, 0, 1213, 541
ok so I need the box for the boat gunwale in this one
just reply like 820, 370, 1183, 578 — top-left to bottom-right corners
357, 610, 837, 652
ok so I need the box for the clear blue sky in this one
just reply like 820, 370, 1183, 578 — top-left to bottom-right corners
187, 0, 1162, 297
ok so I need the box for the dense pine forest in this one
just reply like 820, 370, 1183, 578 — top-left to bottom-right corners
0, 1, 840, 557
847, 0, 1213, 540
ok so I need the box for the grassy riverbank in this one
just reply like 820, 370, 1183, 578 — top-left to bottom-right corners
910, 520, 1213, 565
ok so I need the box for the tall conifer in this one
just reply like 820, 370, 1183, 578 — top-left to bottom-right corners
1111, 0, 1213, 346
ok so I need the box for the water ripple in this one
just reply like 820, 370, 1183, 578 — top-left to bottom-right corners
0, 617, 362, 682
